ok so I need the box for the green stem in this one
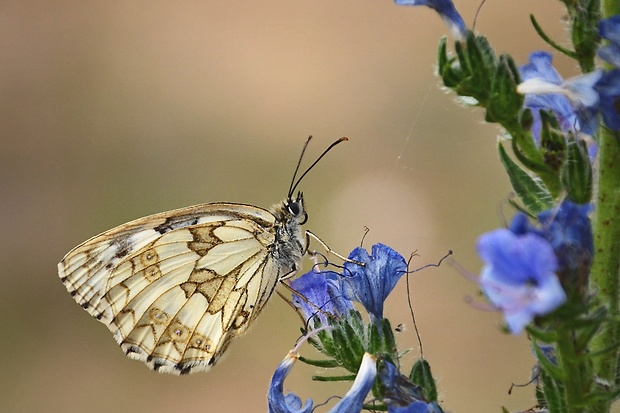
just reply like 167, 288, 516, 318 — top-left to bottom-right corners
590, 127, 620, 411
556, 327, 588, 413
602, 0, 620, 19
590, 5, 620, 412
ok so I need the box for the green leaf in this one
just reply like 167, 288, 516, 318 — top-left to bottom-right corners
498, 142, 554, 214
529, 14, 578, 58
409, 359, 438, 402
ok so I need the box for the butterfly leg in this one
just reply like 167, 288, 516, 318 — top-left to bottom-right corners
304, 230, 365, 266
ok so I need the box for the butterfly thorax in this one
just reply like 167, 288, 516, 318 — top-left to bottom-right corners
269, 194, 307, 276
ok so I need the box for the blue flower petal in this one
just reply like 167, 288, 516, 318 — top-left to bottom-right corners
268, 352, 314, 413
518, 51, 601, 136
594, 68, 620, 131
389, 402, 433, 413
341, 244, 407, 321
380, 361, 427, 408
477, 229, 566, 334
394, 0, 467, 41
598, 15, 620, 67
327, 353, 377, 413
538, 201, 594, 276
290, 270, 353, 329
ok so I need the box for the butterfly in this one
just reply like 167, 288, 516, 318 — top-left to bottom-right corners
58, 136, 347, 375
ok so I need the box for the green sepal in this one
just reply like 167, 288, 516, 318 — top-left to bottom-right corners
532, 339, 565, 382
582, 387, 620, 405
438, 31, 501, 103
540, 368, 567, 413
561, 137, 593, 204
539, 111, 567, 173
297, 356, 341, 368
315, 319, 337, 357
498, 142, 554, 214
510, 135, 562, 196
362, 403, 388, 411
438, 37, 462, 89
527, 325, 559, 343
409, 358, 438, 402
568, 307, 615, 358
369, 321, 382, 355
332, 315, 366, 373
568, 0, 600, 72
381, 318, 398, 361
457, 32, 496, 101
520, 108, 534, 132
486, 54, 523, 124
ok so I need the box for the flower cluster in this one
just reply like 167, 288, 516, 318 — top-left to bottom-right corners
263, 1, 620, 412
433, 1, 619, 411
476, 201, 593, 334
268, 244, 442, 413
517, 15, 620, 139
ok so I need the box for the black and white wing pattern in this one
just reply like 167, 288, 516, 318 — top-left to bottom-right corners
58, 200, 307, 374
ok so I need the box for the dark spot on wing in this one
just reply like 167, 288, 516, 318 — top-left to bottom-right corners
176, 363, 192, 375
153, 360, 164, 371
155, 217, 199, 234
125, 345, 140, 355
113, 237, 133, 260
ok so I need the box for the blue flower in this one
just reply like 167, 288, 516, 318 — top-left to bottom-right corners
594, 68, 620, 131
477, 228, 566, 334
268, 352, 376, 413
326, 353, 377, 413
341, 244, 408, 321
380, 362, 443, 413
389, 402, 442, 413
594, 17, 620, 130
537, 201, 594, 286
268, 352, 313, 413
289, 270, 353, 329
518, 51, 601, 136
598, 15, 620, 68
394, 0, 467, 41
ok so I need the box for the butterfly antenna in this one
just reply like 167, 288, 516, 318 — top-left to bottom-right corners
288, 136, 348, 198
288, 136, 314, 200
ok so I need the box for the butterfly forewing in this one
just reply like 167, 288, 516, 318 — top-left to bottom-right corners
58, 202, 305, 374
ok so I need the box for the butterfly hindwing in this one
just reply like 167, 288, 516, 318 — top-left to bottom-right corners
58, 203, 299, 374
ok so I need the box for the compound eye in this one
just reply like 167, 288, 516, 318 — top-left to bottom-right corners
287, 201, 302, 216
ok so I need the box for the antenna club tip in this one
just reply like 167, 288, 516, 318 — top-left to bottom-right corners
339, 137, 349, 142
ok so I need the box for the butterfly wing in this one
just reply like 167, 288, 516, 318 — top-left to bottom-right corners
58, 203, 293, 374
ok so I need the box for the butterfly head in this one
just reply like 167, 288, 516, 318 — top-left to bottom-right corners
285, 191, 308, 225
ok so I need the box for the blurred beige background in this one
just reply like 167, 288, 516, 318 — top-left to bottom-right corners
1, 1, 576, 412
